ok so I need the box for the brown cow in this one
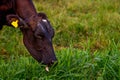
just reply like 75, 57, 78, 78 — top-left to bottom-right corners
0, 0, 57, 71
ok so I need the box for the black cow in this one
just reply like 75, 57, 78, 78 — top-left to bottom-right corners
0, 0, 57, 71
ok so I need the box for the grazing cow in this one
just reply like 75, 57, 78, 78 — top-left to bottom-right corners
0, 0, 57, 71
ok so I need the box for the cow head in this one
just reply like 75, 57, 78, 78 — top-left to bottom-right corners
6, 13, 57, 70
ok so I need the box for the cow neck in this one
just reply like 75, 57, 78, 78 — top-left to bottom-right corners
14, 0, 37, 19
0, 0, 12, 11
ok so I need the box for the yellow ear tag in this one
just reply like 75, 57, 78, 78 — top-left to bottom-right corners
11, 20, 19, 28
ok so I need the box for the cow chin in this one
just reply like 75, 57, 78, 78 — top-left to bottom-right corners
20, 28, 57, 66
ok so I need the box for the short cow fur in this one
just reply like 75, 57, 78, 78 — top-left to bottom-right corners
0, 0, 57, 66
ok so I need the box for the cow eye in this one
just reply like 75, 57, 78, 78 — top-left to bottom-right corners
34, 32, 44, 39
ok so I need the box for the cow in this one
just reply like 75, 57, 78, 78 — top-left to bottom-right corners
0, 0, 57, 71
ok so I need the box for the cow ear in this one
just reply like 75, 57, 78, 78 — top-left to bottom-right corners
6, 14, 28, 28
38, 12, 47, 19
6, 15, 19, 28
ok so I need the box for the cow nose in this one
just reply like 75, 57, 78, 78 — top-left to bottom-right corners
50, 60, 58, 67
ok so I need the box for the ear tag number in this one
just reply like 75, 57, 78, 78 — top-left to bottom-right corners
11, 20, 19, 28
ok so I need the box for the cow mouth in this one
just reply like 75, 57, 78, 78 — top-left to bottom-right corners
45, 60, 58, 72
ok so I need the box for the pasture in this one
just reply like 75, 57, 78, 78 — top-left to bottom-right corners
0, 0, 120, 80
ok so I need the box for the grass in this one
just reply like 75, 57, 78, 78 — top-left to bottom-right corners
0, 45, 120, 80
0, 0, 120, 80
34, 0, 120, 50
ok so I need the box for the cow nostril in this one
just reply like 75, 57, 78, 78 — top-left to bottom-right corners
51, 60, 56, 64
51, 60, 55, 63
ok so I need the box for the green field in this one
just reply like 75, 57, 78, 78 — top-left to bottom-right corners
0, 0, 120, 80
